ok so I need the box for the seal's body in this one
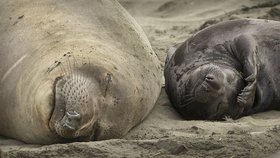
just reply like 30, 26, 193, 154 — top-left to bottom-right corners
165, 19, 280, 120
0, 0, 162, 144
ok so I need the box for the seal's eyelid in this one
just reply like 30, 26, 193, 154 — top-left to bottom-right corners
205, 76, 214, 81
205, 74, 214, 81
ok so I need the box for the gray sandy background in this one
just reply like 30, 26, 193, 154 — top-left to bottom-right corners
1, 0, 280, 157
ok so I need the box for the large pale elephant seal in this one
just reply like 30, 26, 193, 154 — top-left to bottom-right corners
165, 19, 280, 120
0, 0, 162, 144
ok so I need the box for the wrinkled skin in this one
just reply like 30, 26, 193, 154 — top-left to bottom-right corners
165, 19, 280, 120
177, 64, 244, 120
0, 0, 162, 144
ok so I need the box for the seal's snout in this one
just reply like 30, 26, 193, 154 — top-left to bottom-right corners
49, 73, 97, 140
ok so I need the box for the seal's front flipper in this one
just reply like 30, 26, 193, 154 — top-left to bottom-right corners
227, 35, 259, 109
237, 74, 257, 108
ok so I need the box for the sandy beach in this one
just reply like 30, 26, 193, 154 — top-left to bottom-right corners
1, 0, 280, 157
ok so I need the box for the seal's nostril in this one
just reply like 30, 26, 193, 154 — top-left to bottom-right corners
66, 111, 81, 119
66, 111, 81, 123
63, 123, 75, 131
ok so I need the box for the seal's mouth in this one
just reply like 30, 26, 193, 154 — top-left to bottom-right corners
179, 79, 243, 120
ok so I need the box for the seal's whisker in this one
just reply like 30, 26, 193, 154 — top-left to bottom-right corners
182, 96, 193, 102
181, 97, 194, 104
183, 93, 193, 97
71, 58, 77, 82
179, 100, 195, 108
63, 58, 69, 77
82, 56, 89, 84
60, 61, 69, 77
58, 62, 66, 76
192, 78, 203, 94
182, 90, 194, 97
70, 57, 79, 85
66, 56, 74, 79
85, 56, 91, 84
72, 55, 79, 83
180, 95, 194, 103
77, 57, 87, 86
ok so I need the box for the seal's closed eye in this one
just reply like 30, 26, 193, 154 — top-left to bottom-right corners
205, 74, 214, 81
204, 74, 221, 90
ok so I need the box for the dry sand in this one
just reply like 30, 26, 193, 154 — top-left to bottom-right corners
1, 0, 280, 157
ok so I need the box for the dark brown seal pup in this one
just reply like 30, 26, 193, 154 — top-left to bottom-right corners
0, 0, 162, 144
164, 19, 280, 120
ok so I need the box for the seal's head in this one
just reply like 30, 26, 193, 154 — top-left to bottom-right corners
49, 70, 100, 141
178, 63, 244, 120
